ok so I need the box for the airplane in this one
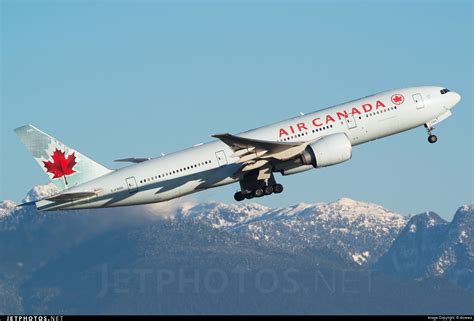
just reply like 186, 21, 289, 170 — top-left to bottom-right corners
15, 86, 461, 211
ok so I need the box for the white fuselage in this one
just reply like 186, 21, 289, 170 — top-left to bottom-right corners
37, 86, 461, 210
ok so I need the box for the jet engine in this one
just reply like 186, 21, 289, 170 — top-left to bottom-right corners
300, 132, 352, 168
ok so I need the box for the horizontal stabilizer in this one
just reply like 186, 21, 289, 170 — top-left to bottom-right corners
16, 200, 37, 207
114, 157, 151, 163
16, 191, 97, 208
45, 192, 97, 203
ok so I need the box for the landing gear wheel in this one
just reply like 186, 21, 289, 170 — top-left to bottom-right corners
234, 192, 245, 202
253, 188, 264, 198
428, 135, 438, 144
264, 185, 274, 195
245, 193, 254, 200
273, 184, 284, 194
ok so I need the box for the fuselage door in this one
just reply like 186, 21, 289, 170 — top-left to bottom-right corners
126, 176, 138, 194
413, 93, 424, 109
346, 114, 357, 129
215, 150, 228, 166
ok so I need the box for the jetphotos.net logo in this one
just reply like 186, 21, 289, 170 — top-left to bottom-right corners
4, 316, 64, 321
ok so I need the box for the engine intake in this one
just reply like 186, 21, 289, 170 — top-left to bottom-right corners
301, 133, 352, 168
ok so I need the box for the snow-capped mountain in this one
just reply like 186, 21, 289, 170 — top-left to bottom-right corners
441, 205, 474, 290
175, 201, 270, 228
376, 205, 474, 291
1, 183, 58, 219
0, 200, 17, 220
3, 186, 407, 266
375, 211, 449, 277
2, 185, 472, 282
20, 183, 58, 203
176, 197, 407, 265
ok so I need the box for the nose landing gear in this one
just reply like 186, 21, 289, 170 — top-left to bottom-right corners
425, 124, 438, 144
428, 134, 438, 144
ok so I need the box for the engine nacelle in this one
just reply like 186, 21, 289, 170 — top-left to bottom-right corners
281, 164, 314, 176
300, 133, 352, 168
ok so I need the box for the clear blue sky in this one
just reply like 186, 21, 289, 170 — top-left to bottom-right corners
1, 0, 472, 220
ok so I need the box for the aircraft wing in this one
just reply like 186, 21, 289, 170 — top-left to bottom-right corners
212, 133, 309, 172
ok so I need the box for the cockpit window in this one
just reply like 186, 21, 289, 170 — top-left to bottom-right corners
440, 88, 451, 94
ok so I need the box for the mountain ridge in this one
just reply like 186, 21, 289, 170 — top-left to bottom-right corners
1, 185, 472, 298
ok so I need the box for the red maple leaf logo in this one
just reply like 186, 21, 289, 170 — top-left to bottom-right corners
43, 148, 77, 185
391, 94, 404, 105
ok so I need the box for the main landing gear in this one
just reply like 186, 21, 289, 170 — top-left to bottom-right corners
234, 183, 283, 201
425, 124, 438, 144
234, 170, 283, 202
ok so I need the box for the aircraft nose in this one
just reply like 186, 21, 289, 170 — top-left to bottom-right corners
444, 91, 461, 110
449, 91, 461, 108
